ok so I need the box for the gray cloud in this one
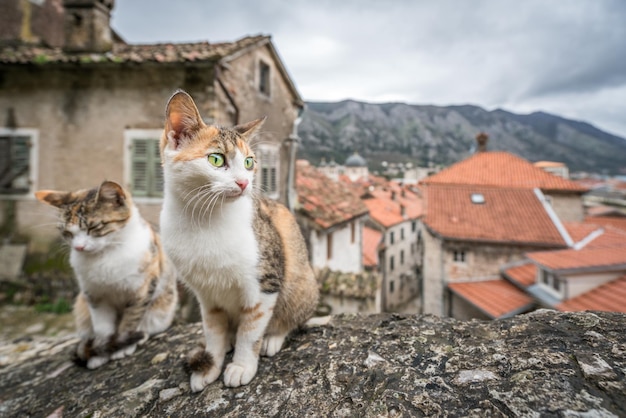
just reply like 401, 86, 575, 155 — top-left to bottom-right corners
111, 0, 626, 138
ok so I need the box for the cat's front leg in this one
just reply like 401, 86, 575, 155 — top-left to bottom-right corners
73, 292, 94, 362
85, 301, 117, 369
188, 305, 230, 392
224, 293, 278, 387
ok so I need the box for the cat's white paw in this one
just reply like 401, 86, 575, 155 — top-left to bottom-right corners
87, 355, 109, 369
190, 368, 221, 393
261, 335, 286, 357
223, 362, 257, 387
111, 343, 137, 360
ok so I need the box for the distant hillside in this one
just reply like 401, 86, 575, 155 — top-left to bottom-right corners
297, 100, 626, 175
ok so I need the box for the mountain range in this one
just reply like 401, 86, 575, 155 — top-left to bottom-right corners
296, 100, 626, 175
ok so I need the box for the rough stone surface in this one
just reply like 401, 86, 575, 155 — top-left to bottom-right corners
0, 310, 625, 417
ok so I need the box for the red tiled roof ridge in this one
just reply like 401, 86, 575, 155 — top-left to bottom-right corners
421, 151, 587, 192
0, 35, 270, 64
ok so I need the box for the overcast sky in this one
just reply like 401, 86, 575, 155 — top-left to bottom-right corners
111, 0, 626, 139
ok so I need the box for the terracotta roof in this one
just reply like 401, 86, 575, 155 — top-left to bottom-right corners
557, 276, 626, 313
448, 279, 535, 318
421, 151, 587, 193
362, 187, 422, 228
527, 245, 626, 272
503, 262, 537, 288
363, 227, 383, 268
583, 226, 626, 248
564, 222, 600, 244
296, 160, 368, 229
585, 206, 626, 217
584, 216, 626, 233
0, 35, 269, 64
534, 161, 566, 168
423, 185, 567, 246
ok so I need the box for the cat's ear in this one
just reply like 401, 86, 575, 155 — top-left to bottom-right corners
35, 190, 73, 208
96, 181, 127, 208
164, 90, 205, 150
234, 117, 266, 142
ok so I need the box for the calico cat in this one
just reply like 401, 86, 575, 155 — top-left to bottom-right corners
35, 180, 178, 369
159, 90, 319, 390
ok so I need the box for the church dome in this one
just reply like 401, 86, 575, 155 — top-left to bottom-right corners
345, 152, 367, 167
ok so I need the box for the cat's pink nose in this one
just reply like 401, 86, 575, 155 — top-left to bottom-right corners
236, 179, 249, 191
74, 245, 85, 252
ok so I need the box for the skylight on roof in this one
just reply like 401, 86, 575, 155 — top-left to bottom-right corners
470, 193, 485, 204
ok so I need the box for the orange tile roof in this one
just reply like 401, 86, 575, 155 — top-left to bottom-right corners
363, 227, 383, 268
423, 185, 567, 246
296, 161, 369, 229
421, 151, 587, 193
448, 279, 534, 318
564, 222, 600, 244
585, 206, 624, 217
584, 216, 626, 233
584, 226, 626, 248
363, 187, 422, 228
0, 35, 270, 64
557, 276, 626, 313
503, 262, 537, 288
527, 245, 626, 272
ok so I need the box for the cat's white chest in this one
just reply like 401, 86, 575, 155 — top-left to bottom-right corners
161, 197, 259, 293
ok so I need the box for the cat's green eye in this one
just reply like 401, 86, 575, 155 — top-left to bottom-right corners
208, 153, 225, 167
244, 157, 255, 170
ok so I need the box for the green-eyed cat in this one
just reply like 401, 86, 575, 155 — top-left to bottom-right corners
35, 180, 178, 369
159, 90, 319, 390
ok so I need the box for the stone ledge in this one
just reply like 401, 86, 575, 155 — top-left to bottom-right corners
0, 309, 625, 417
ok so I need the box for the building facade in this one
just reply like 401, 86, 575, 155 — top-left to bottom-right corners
0, 0, 304, 251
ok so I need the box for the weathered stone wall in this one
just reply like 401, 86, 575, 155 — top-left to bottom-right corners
1, 310, 624, 417
0, 64, 216, 246
548, 193, 585, 223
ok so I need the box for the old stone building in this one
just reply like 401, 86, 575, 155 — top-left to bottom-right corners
419, 139, 589, 319
295, 160, 369, 274
0, 0, 304, 251
361, 182, 423, 311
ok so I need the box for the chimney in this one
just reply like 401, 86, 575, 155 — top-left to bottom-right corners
475, 132, 489, 153
400, 204, 407, 219
63, 0, 114, 52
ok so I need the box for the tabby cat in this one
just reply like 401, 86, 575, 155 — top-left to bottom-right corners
35, 180, 178, 369
159, 90, 319, 390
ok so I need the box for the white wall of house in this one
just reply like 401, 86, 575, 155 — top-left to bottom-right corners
309, 219, 364, 273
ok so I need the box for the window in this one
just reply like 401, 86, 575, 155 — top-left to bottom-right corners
257, 145, 279, 198
0, 129, 37, 195
389, 280, 395, 293
400, 250, 405, 265
401, 228, 405, 241
327, 232, 333, 260
390, 255, 395, 272
412, 221, 417, 232
390, 231, 395, 245
125, 131, 163, 198
259, 60, 271, 96
453, 250, 466, 263
470, 193, 485, 204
